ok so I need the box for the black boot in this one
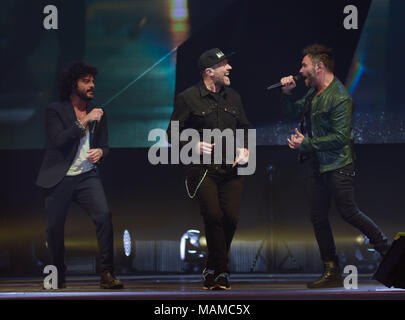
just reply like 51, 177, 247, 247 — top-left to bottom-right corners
307, 260, 343, 289
374, 240, 391, 257
202, 268, 216, 290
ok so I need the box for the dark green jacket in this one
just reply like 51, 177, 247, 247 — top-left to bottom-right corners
282, 77, 354, 173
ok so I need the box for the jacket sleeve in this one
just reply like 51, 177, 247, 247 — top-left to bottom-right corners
281, 92, 306, 122
236, 95, 252, 149
45, 106, 83, 150
300, 98, 352, 152
96, 108, 109, 162
166, 94, 191, 149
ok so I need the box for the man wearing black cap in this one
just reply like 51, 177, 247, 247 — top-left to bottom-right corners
167, 48, 252, 290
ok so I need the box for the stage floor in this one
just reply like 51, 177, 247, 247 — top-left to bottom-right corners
1, 274, 404, 300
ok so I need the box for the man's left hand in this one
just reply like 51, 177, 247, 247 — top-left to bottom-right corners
287, 128, 304, 149
87, 148, 103, 163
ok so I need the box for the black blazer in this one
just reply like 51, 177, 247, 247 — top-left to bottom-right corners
36, 100, 109, 188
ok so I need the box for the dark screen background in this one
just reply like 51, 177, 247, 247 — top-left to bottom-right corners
0, 0, 403, 149
1, 0, 404, 276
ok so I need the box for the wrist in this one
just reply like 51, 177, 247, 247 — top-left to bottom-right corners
299, 137, 309, 151
75, 119, 86, 131
79, 116, 89, 127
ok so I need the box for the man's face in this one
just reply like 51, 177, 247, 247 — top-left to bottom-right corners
299, 55, 317, 87
74, 74, 95, 101
211, 59, 232, 87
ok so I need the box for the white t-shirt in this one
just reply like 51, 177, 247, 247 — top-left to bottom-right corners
66, 128, 94, 176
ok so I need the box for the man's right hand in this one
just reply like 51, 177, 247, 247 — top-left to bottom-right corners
280, 75, 297, 93
196, 142, 215, 155
81, 108, 104, 126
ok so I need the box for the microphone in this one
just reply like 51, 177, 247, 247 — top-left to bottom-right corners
267, 74, 303, 90
91, 121, 97, 134
91, 106, 103, 134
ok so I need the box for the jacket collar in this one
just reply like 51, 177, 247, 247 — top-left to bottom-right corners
198, 80, 227, 98
315, 76, 338, 98
62, 99, 95, 119
61, 100, 96, 143
61, 100, 76, 123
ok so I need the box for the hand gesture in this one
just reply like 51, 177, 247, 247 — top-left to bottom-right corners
85, 108, 104, 123
86, 148, 103, 163
287, 128, 304, 149
232, 148, 249, 168
196, 141, 215, 155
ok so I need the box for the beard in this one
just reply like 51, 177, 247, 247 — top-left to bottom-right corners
223, 75, 231, 86
74, 87, 94, 101
214, 74, 230, 87
304, 69, 317, 88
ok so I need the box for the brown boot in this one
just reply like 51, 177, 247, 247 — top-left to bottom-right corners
307, 260, 343, 289
100, 272, 124, 289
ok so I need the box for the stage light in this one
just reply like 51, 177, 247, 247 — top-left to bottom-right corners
353, 234, 380, 272
171, 0, 188, 20
180, 229, 206, 272
355, 234, 365, 245
123, 229, 131, 257
199, 236, 207, 247
180, 229, 199, 260
169, 0, 189, 42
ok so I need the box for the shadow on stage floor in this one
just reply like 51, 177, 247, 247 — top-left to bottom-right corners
1, 273, 404, 300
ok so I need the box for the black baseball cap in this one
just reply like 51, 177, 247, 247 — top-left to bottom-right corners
198, 48, 235, 72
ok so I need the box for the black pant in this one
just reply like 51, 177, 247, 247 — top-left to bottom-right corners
196, 170, 243, 274
308, 162, 387, 262
44, 169, 114, 276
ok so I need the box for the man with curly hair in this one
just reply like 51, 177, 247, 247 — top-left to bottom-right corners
37, 61, 123, 289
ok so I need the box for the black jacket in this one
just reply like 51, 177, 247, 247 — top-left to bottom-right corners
168, 80, 251, 137
167, 80, 251, 187
167, 80, 251, 151
36, 100, 109, 188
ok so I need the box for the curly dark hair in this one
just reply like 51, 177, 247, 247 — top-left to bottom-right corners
302, 44, 334, 72
58, 61, 98, 101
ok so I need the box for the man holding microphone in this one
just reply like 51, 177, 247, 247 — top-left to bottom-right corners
37, 61, 123, 289
280, 44, 389, 288
167, 48, 251, 290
